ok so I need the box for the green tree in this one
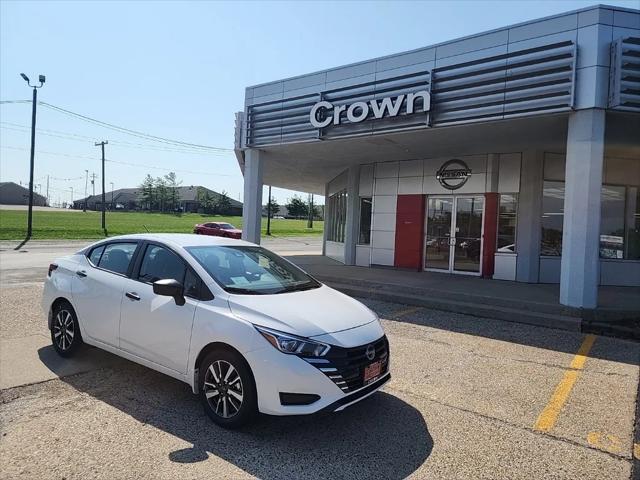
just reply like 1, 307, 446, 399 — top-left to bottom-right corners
139, 174, 155, 211
165, 172, 182, 212
216, 190, 232, 215
197, 187, 215, 213
286, 195, 308, 218
155, 176, 168, 212
266, 196, 280, 217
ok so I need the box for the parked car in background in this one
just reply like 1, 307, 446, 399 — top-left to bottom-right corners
42, 234, 390, 428
194, 222, 242, 239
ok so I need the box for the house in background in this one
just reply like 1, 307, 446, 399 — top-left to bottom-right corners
73, 185, 243, 215
0, 182, 47, 206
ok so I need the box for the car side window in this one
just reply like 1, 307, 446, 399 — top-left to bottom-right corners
88, 245, 105, 266
184, 269, 200, 298
138, 245, 186, 284
98, 243, 138, 275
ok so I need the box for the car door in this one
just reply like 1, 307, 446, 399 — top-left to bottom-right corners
119, 242, 200, 374
71, 241, 140, 347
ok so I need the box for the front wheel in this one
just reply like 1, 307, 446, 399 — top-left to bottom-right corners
51, 302, 83, 357
199, 349, 257, 429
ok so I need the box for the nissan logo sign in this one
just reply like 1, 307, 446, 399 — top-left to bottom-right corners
365, 344, 376, 361
436, 159, 472, 190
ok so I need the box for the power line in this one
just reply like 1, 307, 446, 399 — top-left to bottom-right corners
38, 102, 233, 152
1, 99, 234, 152
0, 123, 232, 156
1, 145, 239, 177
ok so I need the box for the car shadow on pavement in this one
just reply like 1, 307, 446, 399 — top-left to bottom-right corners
38, 345, 433, 479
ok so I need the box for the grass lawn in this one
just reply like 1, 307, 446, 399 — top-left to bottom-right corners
0, 210, 323, 240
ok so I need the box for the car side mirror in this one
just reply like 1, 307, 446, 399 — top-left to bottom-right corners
153, 278, 186, 306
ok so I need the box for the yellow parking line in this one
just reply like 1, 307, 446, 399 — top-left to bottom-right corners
390, 306, 422, 319
534, 334, 597, 433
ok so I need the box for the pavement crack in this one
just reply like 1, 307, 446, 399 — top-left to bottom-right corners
385, 384, 634, 463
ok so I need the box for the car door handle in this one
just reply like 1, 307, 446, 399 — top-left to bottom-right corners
76, 270, 87, 278
125, 292, 140, 301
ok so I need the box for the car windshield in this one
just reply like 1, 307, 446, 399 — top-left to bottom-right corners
186, 245, 320, 295
218, 223, 235, 230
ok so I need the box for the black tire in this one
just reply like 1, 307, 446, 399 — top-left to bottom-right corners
199, 348, 257, 429
51, 301, 83, 357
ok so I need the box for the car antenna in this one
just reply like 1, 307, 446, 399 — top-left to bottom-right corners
142, 225, 150, 232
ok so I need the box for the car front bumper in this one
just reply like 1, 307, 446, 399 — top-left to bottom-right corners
245, 330, 390, 416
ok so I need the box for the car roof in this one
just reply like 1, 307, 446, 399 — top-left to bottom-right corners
93, 233, 255, 249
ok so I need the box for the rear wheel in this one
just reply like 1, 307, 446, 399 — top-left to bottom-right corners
199, 348, 257, 429
51, 302, 83, 357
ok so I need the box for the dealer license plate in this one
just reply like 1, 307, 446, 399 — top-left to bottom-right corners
363, 360, 382, 386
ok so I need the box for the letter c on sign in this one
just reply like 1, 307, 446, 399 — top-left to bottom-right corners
310, 101, 333, 128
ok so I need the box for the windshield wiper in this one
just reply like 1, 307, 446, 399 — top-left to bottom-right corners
278, 282, 319, 293
225, 287, 263, 295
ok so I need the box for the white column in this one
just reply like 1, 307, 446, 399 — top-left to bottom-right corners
241, 149, 263, 244
516, 150, 543, 282
560, 109, 605, 308
344, 165, 360, 265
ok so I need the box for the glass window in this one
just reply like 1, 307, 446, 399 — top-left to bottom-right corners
541, 181, 565, 256
98, 242, 138, 275
600, 185, 626, 259
358, 197, 372, 245
187, 245, 320, 295
628, 188, 640, 260
327, 189, 347, 243
184, 269, 200, 298
88, 245, 105, 266
138, 245, 186, 283
497, 194, 517, 253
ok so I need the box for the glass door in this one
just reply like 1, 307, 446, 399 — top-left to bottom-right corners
452, 196, 484, 274
424, 197, 453, 271
424, 196, 484, 274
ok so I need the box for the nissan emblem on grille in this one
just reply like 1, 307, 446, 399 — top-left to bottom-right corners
365, 344, 376, 361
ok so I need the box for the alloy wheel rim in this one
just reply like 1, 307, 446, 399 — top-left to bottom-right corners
203, 360, 244, 419
53, 310, 74, 351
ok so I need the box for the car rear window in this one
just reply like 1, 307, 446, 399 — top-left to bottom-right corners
88, 245, 105, 266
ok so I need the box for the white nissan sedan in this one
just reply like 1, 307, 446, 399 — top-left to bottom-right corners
42, 234, 390, 428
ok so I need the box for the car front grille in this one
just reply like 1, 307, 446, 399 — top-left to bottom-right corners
304, 335, 389, 393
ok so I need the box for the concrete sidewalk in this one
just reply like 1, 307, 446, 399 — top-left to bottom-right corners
288, 255, 640, 339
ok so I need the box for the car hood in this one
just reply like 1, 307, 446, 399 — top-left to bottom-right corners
227, 284, 377, 338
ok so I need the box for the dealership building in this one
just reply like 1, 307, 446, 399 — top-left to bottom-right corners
235, 4, 640, 310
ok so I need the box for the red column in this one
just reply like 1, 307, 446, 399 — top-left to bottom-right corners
482, 192, 499, 278
394, 194, 425, 270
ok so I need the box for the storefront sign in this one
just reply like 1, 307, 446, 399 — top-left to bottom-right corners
436, 159, 472, 190
309, 91, 431, 128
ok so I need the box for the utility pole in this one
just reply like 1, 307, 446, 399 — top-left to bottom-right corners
83, 169, 88, 212
307, 193, 314, 229
20, 72, 45, 239
69, 187, 74, 209
95, 141, 108, 233
46, 175, 49, 206
266, 185, 272, 236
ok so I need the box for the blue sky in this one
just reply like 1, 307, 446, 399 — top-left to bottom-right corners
1, 0, 637, 206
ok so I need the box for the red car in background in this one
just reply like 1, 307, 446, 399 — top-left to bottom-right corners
193, 222, 242, 239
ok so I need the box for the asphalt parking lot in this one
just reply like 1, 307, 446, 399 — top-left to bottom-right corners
1, 242, 639, 479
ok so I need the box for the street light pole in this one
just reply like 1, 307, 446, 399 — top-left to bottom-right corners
20, 73, 45, 239
69, 187, 73, 208
83, 169, 88, 212
266, 185, 272, 236
95, 141, 108, 233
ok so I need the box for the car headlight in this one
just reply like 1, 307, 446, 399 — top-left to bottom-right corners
254, 325, 330, 357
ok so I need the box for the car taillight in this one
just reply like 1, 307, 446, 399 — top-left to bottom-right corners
48, 264, 58, 277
